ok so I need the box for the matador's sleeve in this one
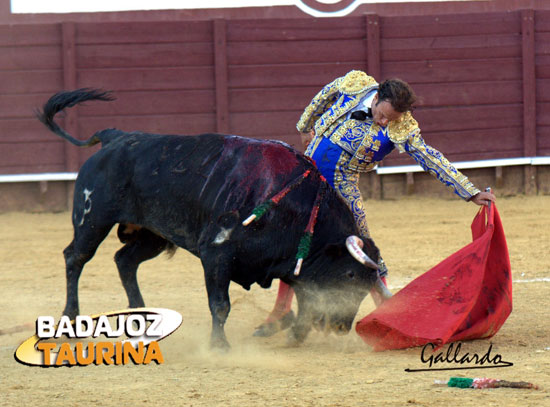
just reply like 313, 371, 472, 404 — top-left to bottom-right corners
404, 133, 481, 200
296, 76, 343, 133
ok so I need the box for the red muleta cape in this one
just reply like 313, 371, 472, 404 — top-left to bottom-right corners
356, 203, 512, 351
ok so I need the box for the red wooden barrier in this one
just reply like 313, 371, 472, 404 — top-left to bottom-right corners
0, 10, 548, 186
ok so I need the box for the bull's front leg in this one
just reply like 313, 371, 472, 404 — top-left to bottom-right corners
201, 258, 232, 351
286, 289, 313, 346
206, 278, 231, 350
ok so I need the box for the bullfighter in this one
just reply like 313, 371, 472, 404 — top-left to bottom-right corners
255, 70, 496, 337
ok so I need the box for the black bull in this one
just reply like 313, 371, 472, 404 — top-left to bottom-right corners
37, 89, 390, 349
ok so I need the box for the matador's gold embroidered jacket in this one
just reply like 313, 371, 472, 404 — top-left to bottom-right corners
296, 70, 480, 200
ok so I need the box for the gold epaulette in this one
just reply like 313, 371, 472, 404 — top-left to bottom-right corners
337, 70, 378, 95
387, 111, 420, 143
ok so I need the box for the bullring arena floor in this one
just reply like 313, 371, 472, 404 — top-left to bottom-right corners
1, 196, 549, 406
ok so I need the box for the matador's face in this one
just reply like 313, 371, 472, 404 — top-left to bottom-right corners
371, 94, 403, 127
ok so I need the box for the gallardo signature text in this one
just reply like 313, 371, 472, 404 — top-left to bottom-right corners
405, 342, 513, 372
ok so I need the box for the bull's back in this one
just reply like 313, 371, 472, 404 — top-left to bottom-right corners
74, 132, 308, 251
120, 133, 304, 212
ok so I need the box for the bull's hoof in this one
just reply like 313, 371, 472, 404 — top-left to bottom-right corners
286, 325, 308, 347
210, 337, 231, 352
252, 310, 295, 337
62, 309, 78, 321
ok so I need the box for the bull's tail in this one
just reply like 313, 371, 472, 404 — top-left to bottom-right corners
36, 88, 115, 147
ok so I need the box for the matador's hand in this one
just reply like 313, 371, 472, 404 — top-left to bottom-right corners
470, 191, 496, 206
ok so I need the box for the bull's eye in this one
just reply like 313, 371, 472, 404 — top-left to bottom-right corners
346, 270, 355, 279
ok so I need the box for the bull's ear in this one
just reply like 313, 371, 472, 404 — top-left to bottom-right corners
324, 243, 345, 258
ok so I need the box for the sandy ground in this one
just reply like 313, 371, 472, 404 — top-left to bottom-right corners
1, 196, 549, 406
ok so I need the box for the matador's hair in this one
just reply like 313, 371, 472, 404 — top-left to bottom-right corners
377, 79, 417, 113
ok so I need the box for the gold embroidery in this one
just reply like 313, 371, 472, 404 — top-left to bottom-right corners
333, 165, 371, 238
347, 121, 380, 172
365, 151, 375, 162
338, 71, 378, 95
328, 119, 361, 152
387, 111, 420, 143
315, 96, 358, 136
298, 71, 379, 139
296, 76, 341, 133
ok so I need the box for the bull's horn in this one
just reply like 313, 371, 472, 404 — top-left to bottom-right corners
374, 277, 393, 300
345, 236, 379, 270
